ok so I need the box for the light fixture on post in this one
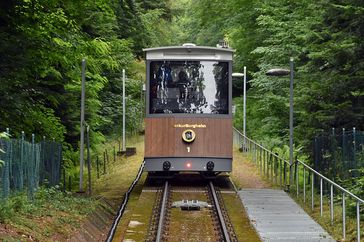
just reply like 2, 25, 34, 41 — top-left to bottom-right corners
232, 66, 247, 151
266, 57, 294, 191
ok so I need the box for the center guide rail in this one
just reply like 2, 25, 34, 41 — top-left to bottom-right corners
154, 178, 236, 242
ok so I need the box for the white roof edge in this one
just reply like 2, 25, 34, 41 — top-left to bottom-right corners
143, 45, 235, 52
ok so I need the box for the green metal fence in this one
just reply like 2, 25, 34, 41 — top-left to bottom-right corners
314, 128, 364, 181
0, 134, 62, 200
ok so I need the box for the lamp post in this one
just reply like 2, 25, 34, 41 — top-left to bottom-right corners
79, 59, 86, 193
232, 66, 247, 150
122, 69, 126, 152
266, 57, 294, 190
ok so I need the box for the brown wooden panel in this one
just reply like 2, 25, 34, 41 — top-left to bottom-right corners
145, 117, 232, 158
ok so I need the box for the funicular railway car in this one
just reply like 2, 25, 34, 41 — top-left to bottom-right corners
143, 44, 233, 176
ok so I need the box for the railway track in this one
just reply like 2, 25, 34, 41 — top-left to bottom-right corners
147, 176, 238, 242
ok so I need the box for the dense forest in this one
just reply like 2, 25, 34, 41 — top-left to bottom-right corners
1, 0, 363, 164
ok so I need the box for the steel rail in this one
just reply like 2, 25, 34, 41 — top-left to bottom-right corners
209, 181, 231, 242
106, 160, 145, 242
156, 181, 169, 242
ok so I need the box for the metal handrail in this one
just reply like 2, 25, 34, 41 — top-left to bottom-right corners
296, 159, 364, 204
233, 127, 363, 242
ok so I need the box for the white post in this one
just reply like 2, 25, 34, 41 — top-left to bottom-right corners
289, 57, 294, 189
122, 69, 126, 152
79, 59, 86, 192
243, 66, 247, 138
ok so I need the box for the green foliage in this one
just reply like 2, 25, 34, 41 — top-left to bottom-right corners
0, 186, 97, 236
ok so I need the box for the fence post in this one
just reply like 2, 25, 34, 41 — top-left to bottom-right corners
296, 160, 299, 196
342, 128, 345, 174
263, 148, 266, 176
342, 193, 346, 240
330, 184, 334, 225
254, 143, 257, 163
320, 178, 323, 217
106, 149, 109, 167
259, 146, 262, 174
270, 152, 273, 183
63, 165, 66, 192
103, 151, 106, 174
68, 176, 72, 191
86, 126, 91, 196
274, 155, 278, 184
311, 173, 314, 210
331, 127, 337, 179
113, 146, 116, 163
352, 127, 356, 177
357, 202, 360, 242
303, 167, 306, 203
20, 131, 25, 191
96, 156, 100, 179
283, 162, 287, 187
29, 133, 35, 200
280, 159, 282, 187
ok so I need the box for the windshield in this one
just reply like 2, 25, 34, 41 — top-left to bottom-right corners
149, 61, 229, 114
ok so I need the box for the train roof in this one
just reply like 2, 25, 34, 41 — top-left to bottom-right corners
143, 44, 234, 61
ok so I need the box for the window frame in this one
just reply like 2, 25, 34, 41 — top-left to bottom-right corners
145, 59, 233, 118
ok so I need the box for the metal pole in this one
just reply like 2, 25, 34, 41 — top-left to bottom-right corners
353, 127, 356, 177
320, 178, 323, 217
343, 193, 346, 240
330, 184, 334, 225
303, 167, 306, 203
79, 59, 86, 192
86, 125, 91, 195
289, 57, 294, 190
296, 161, 299, 196
357, 202, 360, 242
122, 69, 126, 152
312, 173, 314, 210
243, 66, 247, 145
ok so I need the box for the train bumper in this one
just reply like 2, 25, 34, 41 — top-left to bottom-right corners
144, 157, 232, 172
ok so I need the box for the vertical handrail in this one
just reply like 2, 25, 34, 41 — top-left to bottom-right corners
320, 178, 323, 217
342, 193, 346, 240
312, 173, 314, 211
296, 161, 299, 196
357, 202, 360, 242
303, 167, 306, 203
330, 184, 334, 225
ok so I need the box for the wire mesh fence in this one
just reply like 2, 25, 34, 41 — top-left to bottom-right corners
0, 135, 62, 200
314, 128, 364, 181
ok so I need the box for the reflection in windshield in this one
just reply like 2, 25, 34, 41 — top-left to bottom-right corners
149, 61, 229, 114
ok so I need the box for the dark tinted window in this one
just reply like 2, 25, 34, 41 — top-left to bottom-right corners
149, 61, 229, 114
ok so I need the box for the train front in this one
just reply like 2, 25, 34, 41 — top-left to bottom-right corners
143, 44, 233, 175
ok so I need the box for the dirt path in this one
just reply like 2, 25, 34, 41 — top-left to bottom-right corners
231, 148, 271, 189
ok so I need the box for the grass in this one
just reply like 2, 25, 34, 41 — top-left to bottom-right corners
92, 135, 148, 241
222, 193, 261, 241
0, 186, 98, 241
291, 191, 363, 241
118, 190, 157, 241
